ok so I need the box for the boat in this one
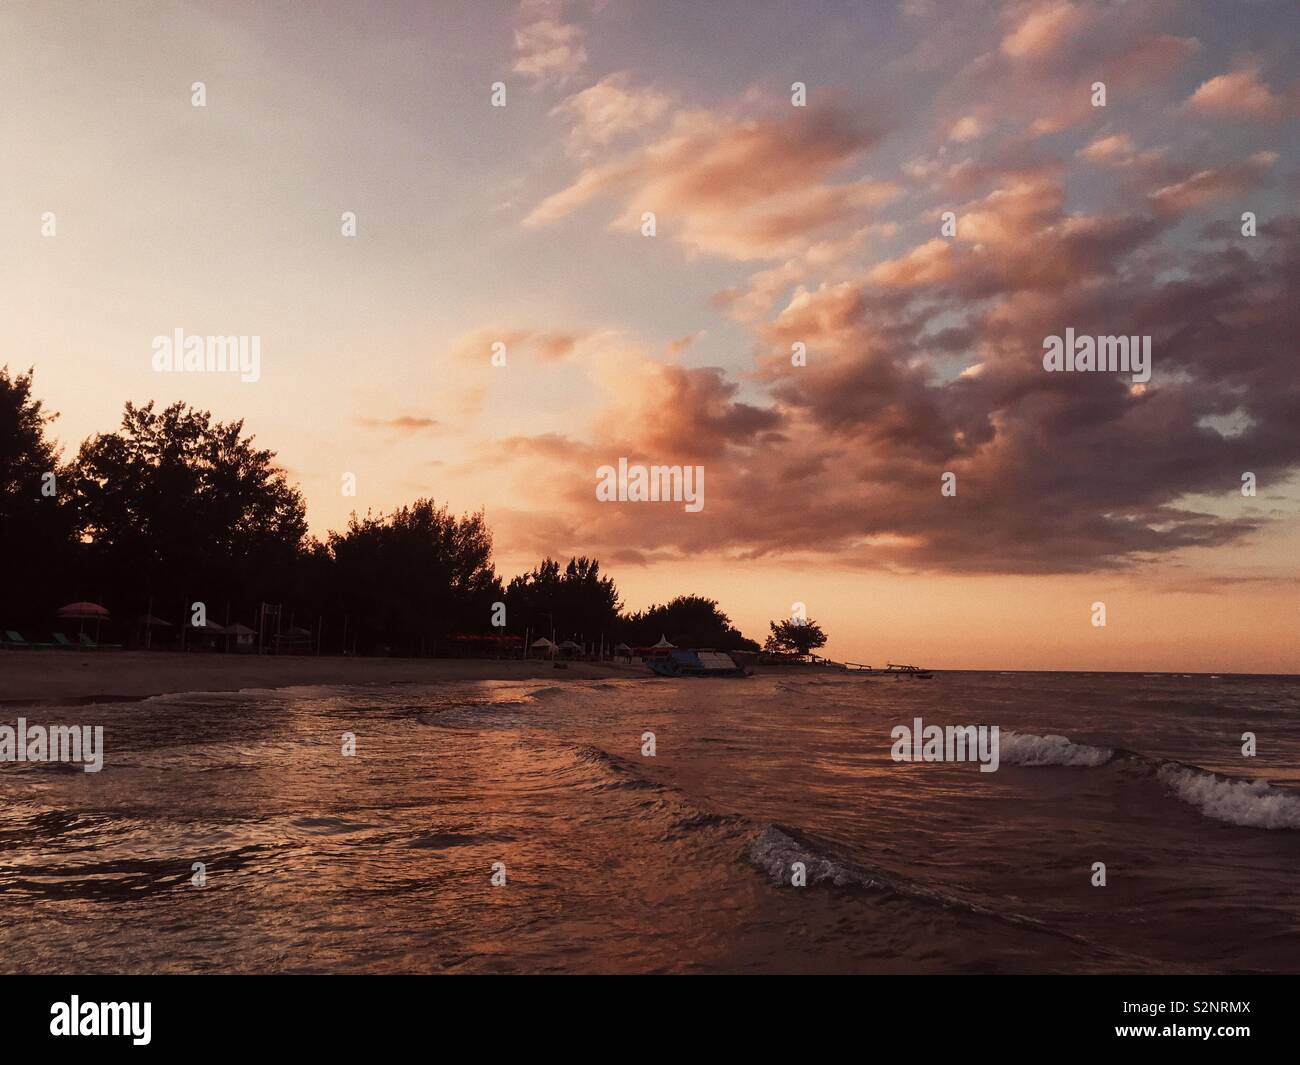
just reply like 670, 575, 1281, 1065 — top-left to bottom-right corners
806, 654, 875, 673
885, 663, 934, 680
647, 649, 750, 678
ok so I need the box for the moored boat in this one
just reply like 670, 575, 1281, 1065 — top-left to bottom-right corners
647, 649, 750, 678
885, 663, 934, 679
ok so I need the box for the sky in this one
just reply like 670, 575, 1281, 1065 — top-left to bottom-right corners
2, 0, 1297, 672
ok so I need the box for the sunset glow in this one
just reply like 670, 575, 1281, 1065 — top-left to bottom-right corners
4, 0, 1297, 671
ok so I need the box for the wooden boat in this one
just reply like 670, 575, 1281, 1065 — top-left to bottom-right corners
885, 663, 934, 680
806, 654, 875, 673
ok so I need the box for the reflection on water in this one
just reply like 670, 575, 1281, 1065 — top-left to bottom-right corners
1, 672, 1298, 973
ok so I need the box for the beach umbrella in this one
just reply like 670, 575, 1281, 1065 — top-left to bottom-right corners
57, 601, 110, 639
57, 602, 110, 620
652, 634, 675, 648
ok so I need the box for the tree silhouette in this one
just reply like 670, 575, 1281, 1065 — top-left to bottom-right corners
504, 556, 621, 642
66, 400, 307, 619
623, 595, 759, 651
1, 375, 762, 656
764, 617, 828, 656
0, 367, 77, 627
327, 500, 501, 654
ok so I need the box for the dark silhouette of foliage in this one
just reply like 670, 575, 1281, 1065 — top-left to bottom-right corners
0, 367, 78, 626
65, 401, 307, 619
764, 617, 828, 656
504, 556, 621, 643
623, 595, 759, 651
1, 376, 760, 656
327, 500, 502, 654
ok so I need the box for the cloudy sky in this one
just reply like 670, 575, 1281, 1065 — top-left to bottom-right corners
3, 0, 1297, 670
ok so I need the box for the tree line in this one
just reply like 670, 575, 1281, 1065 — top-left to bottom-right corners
1, 367, 799, 656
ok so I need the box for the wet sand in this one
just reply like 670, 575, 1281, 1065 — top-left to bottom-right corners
0, 650, 645, 704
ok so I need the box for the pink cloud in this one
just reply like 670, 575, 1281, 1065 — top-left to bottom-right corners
1186, 66, 1287, 121
526, 104, 899, 261
512, 0, 589, 88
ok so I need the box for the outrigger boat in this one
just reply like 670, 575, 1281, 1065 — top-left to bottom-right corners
647, 649, 750, 678
806, 655, 875, 673
885, 663, 934, 680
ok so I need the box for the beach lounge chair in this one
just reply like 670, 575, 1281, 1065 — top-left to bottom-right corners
4, 630, 56, 649
78, 633, 123, 651
52, 632, 79, 649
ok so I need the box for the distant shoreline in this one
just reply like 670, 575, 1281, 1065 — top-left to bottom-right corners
1, 650, 1293, 706
0, 650, 649, 705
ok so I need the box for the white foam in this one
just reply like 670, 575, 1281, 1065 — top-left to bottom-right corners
1000, 731, 1113, 767
748, 823, 866, 888
1158, 764, 1300, 830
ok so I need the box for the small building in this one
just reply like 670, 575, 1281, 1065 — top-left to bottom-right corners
225, 623, 257, 653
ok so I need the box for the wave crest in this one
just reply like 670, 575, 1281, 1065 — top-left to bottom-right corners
1002, 731, 1300, 831
1001, 731, 1113, 767
1157, 764, 1300, 831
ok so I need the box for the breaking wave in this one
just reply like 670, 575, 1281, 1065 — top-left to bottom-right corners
1000, 731, 1114, 767
567, 743, 662, 790
554, 742, 747, 841
1002, 731, 1300, 830
746, 822, 1092, 944
1156, 764, 1300, 831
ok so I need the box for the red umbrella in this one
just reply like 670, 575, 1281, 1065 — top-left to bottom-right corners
57, 602, 110, 619
56, 602, 111, 639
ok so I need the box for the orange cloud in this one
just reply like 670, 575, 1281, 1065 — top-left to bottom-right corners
357, 415, 440, 434
1186, 66, 1287, 121
448, 327, 590, 364
1077, 132, 1134, 165
526, 104, 899, 261
1001, 1, 1094, 62
1148, 152, 1277, 216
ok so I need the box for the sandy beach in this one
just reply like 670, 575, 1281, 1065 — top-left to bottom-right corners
0, 650, 646, 704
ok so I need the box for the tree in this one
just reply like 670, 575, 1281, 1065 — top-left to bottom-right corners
66, 400, 307, 619
505, 556, 621, 642
623, 595, 759, 651
0, 367, 78, 626
764, 617, 828, 656
327, 500, 502, 654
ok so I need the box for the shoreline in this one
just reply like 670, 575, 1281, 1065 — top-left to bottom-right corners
0, 650, 650, 705
3, 650, 1291, 706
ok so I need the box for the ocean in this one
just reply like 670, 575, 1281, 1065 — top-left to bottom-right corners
2, 670, 1298, 973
